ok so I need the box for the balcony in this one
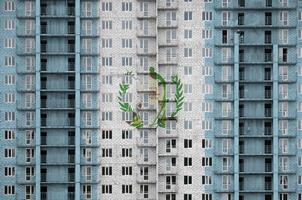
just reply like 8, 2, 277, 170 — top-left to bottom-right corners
158, 183, 178, 193
158, 1, 178, 9
68, 192, 75, 200
265, 182, 272, 190
41, 192, 47, 200
40, 7, 75, 17
40, 44, 75, 55
68, 173, 75, 182
68, 155, 75, 163
265, 164, 272, 172
41, 173, 47, 182
264, 145, 272, 154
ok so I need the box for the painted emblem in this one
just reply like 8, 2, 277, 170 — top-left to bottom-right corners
118, 67, 184, 128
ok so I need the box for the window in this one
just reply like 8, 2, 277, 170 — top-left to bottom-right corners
4, 148, 15, 158
122, 148, 132, 157
4, 185, 15, 195
184, 84, 192, 94
222, 157, 231, 171
184, 194, 192, 200
201, 139, 212, 149
25, 148, 34, 162
184, 48, 192, 57
4, 56, 15, 67
25, 167, 34, 181
101, 57, 113, 67
83, 75, 92, 90
122, 39, 132, 48
101, 93, 112, 103
202, 29, 212, 39
122, 166, 132, 175
279, 11, 288, 26
4, 1, 15, 11
222, 48, 231, 62
238, 13, 244, 25
82, 185, 91, 199
222, 120, 232, 135
5, 74, 15, 85
266, 0, 272, 7
222, 0, 230, 7
83, 166, 92, 181
83, 93, 92, 108
122, 130, 132, 139
5, 112, 15, 122
82, 148, 92, 162
201, 157, 212, 167
122, 185, 132, 193
122, 2, 132, 11
184, 120, 192, 130
4, 93, 15, 103
122, 57, 132, 67
102, 75, 112, 85
101, 130, 112, 140
184, 102, 192, 111
82, 130, 92, 144
82, 20, 92, 35
201, 66, 213, 76
4, 38, 15, 48
201, 176, 212, 185
4, 19, 15, 30
184, 139, 192, 148
279, 157, 289, 171
279, 29, 288, 44
184, 66, 192, 75
184, 176, 192, 185
202, 194, 212, 200
4, 167, 15, 176
83, 112, 92, 126
101, 166, 112, 175
184, 11, 192, 21
201, 120, 213, 130
25, 112, 34, 126
279, 176, 288, 189
101, 111, 112, 121
82, 2, 92, 17
279, 139, 288, 153
202, 12, 212, 21
265, 12, 272, 25
4, 130, 15, 140
202, 48, 212, 58
122, 20, 132, 30
280, 0, 288, 7
102, 185, 112, 194
102, 2, 112, 11
201, 84, 213, 94
25, 130, 34, 145
184, 29, 192, 39
222, 12, 231, 26
184, 157, 192, 166
101, 20, 112, 30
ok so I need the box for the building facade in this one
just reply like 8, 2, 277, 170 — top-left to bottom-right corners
1, 0, 302, 200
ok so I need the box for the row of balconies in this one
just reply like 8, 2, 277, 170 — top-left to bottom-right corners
214, 0, 295, 9
17, 5, 99, 19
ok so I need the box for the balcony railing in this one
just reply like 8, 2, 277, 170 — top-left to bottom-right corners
41, 192, 47, 200
68, 192, 75, 200
68, 137, 75, 145
68, 173, 75, 182
265, 145, 272, 154
41, 173, 47, 182
68, 155, 75, 163
41, 156, 47, 164
265, 164, 272, 172
265, 182, 272, 190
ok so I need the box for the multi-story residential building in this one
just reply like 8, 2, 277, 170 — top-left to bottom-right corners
1, 0, 302, 200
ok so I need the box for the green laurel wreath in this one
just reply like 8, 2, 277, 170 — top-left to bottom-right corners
171, 75, 184, 118
118, 68, 184, 128
118, 83, 143, 128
